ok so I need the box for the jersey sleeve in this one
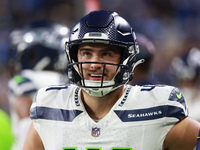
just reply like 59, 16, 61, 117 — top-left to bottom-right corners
29, 85, 71, 121
8, 75, 37, 97
166, 87, 188, 120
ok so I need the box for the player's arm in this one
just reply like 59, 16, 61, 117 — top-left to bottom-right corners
14, 96, 33, 119
163, 116, 200, 150
23, 122, 44, 150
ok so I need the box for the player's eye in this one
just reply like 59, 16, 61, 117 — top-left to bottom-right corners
80, 50, 92, 57
84, 52, 91, 56
102, 52, 109, 57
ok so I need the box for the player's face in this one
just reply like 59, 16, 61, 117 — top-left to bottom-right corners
77, 44, 121, 81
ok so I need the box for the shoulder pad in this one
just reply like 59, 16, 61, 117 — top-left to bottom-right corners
8, 75, 37, 96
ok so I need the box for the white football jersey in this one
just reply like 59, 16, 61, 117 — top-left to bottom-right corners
8, 69, 66, 150
31, 84, 188, 150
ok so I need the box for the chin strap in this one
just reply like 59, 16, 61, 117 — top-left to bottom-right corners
81, 79, 123, 97
82, 85, 123, 97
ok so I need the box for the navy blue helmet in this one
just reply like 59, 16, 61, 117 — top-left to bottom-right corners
9, 20, 69, 76
65, 10, 141, 97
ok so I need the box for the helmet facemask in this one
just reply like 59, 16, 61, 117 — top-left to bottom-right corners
66, 42, 141, 97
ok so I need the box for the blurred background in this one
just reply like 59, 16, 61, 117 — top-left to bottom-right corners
1, 0, 200, 117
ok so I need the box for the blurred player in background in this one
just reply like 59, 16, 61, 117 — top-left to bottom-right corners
129, 33, 158, 86
171, 47, 200, 122
7, 20, 69, 150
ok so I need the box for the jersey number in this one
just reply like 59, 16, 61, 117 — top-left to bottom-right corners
141, 85, 156, 91
141, 85, 165, 91
63, 147, 132, 150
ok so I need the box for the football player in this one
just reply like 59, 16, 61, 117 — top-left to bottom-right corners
8, 20, 69, 150
171, 47, 200, 122
23, 10, 200, 150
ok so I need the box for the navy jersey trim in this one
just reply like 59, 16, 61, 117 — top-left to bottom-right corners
118, 86, 132, 107
168, 87, 187, 109
74, 87, 81, 106
197, 129, 200, 150
30, 106, 83, 122
114, 105, 186, 122
23, 89, 37, 95
46, 85, 69, 91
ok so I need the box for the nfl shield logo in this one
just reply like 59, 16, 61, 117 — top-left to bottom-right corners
92, 127, 100, 137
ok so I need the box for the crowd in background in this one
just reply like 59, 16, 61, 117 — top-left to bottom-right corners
0, 0, 200, 117
0, 0, 200, 149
